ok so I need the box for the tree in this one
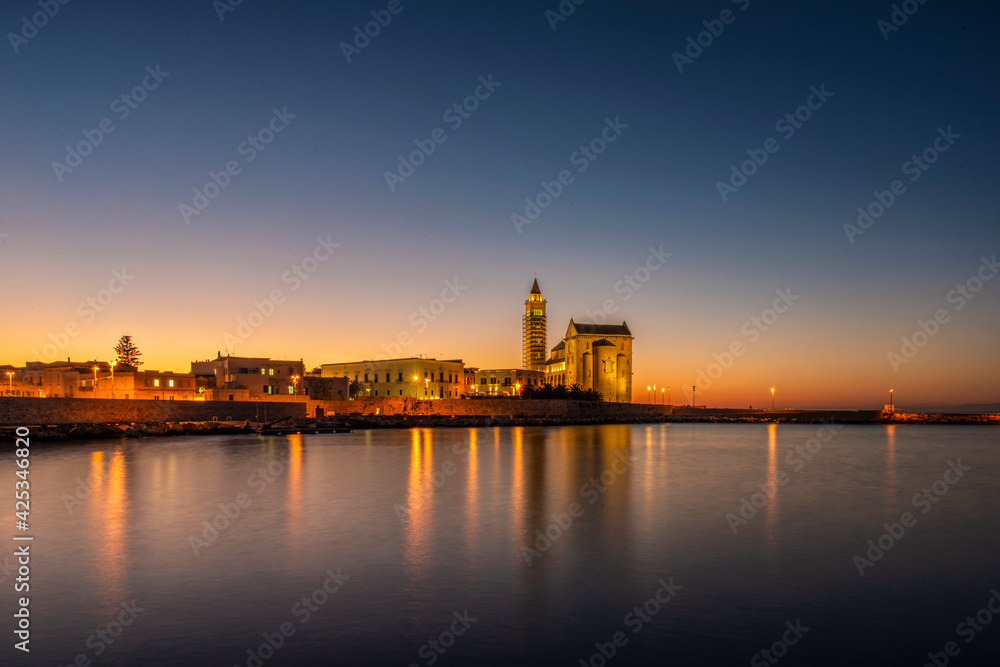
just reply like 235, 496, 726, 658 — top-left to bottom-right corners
114, 335, 143, 368
348, 379, 362, 399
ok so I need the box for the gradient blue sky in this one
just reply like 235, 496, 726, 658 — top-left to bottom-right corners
2, 0, 998, 408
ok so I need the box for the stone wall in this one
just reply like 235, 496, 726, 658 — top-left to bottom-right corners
670, 407, 884, 422
0, 397, 306, 426
308, 397, 672, 419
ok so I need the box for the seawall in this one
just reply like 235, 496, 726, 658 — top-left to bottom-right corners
307, 397, 672, 420
0, 396, 307, 426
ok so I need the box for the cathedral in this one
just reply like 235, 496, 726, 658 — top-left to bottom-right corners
523, 279, 634, 403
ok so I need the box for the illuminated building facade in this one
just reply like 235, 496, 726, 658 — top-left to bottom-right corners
191, 354, 306, 398
470, 368, 545, 397
320, 357, 467, 399
545, 320, 633, 402
523, 279, 547, 371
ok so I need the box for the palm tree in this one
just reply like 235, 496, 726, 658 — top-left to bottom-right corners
348, 379, 362, 398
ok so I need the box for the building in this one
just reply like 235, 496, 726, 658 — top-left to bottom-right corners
470, 368, 546, 397
96, 367, 201, 400
545, 320, 633, 402
16, 360, 202, 400
302, 371, 350, 401
22, 359, 109, 398
191, 354, 306, 400
320, 357, 467, 399
523, 278, 547, 371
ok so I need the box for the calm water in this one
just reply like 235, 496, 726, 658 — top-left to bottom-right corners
2, 424, 999, 666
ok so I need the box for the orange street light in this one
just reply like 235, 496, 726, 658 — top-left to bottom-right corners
771, 387, 775, 410
647, 385, 651, 403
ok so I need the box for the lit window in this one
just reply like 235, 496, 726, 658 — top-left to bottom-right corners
269, 368, 274, 376
288, 386, 294, 394
168, 379, 175, 387
154, 379, 160, 387
260, 368, 266, 375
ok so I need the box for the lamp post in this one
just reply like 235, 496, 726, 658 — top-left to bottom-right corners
692, 385, 696, 407
647, 385, 651, 403
110, 360, 116, 399
515, 383, 521, 398
890, 388, 894, 412
413, 375, 419, 399
291, 375, 299, 395
6, 371, 12, 394
771, 387, 775, 410
93, 366, 98, 394
661, 387, 665, 405
424, 377, 429, 399
667, 386, 670, 405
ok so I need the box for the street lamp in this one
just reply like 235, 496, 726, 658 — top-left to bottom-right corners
6, 371, 12, 394
667, 386, 670, 405
890, 388, 894, 411
291, 374, 299, 395
661, 387, 665, 405
110, 360, 116, 399
647, 385, 651, 403
93, 366, 98, 393
424, 377, 429, 399
413, 375, 419, 399
515, 383, 521, 398
771, 387, 775, 410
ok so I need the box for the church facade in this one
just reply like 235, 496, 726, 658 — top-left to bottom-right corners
523, 280, 634, 403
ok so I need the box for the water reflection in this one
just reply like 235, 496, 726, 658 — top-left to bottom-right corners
286, 435, 303, 549
465, 429, 479, 551
764, 423, 778, 553
510, 427, 525, 545
885, 424, 896, 519
403, 429, 430, 574
93, 448, 129, 609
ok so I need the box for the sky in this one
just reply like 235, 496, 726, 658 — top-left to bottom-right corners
1, 0, 998, 409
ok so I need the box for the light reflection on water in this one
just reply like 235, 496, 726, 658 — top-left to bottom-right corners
3, 423, 999, 666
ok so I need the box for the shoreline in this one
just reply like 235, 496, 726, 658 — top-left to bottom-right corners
2, 411, 997, 442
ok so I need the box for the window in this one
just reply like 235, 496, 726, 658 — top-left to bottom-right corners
373, 374, 378, 383
260, 368, 266, 374
168, 379, 175, 387
480, 378, 486, 385
399, 390, 403, 396
154, 379, 160, 387
397, 372, 403, 382
239, 367, 249, 374
375, 390, 378, 396
438, 372, 443, 382
288, 386, 294, 394
269, 368, 274, 376
364, 373, 369, 382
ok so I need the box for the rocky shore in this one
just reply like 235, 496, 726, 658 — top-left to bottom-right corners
2, 411, 995, 442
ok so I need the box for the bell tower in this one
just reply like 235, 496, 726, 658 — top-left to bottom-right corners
523, 278, 547, 371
